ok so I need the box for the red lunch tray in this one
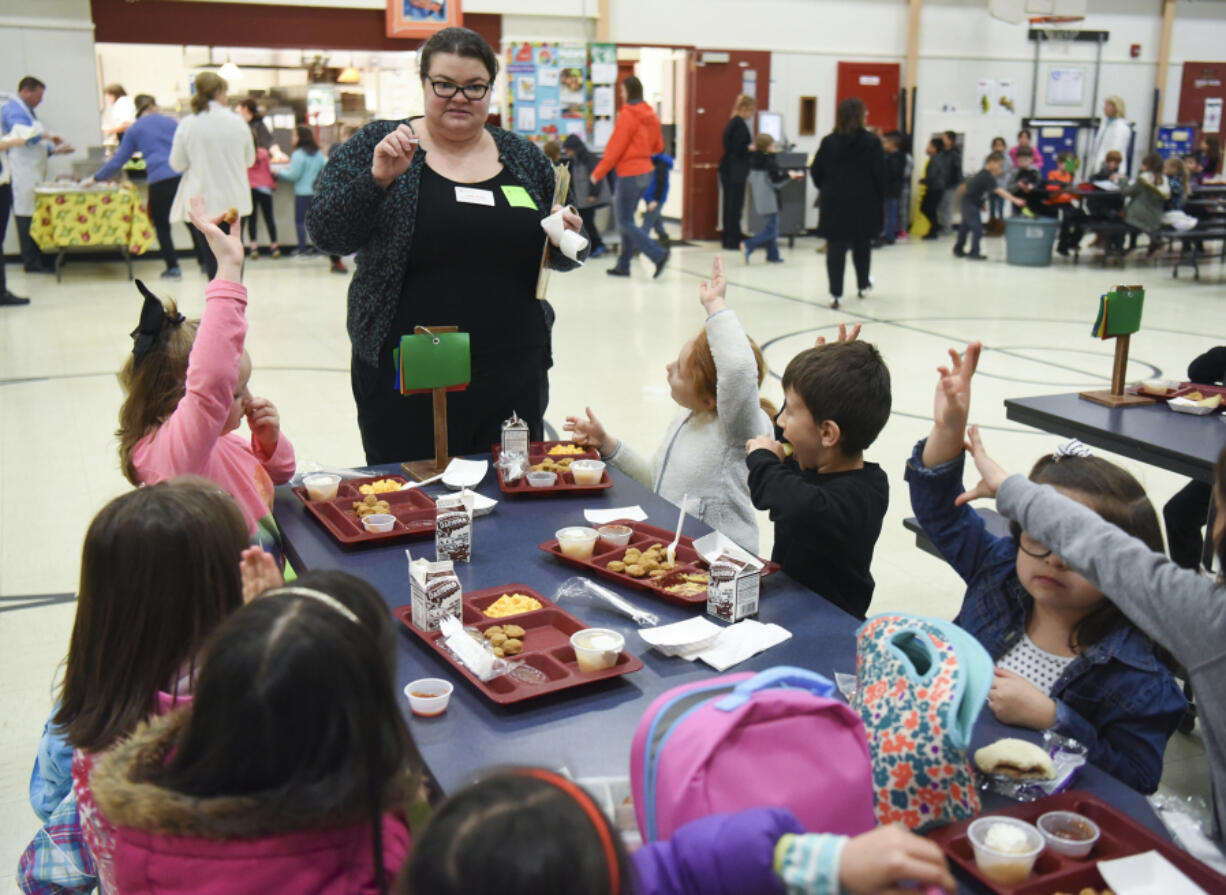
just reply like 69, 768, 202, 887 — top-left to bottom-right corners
394, 584, 643, 705
1127, 382, 1226, 407
538, 519, 779, 607
293, 474, 435, 547
491, 441, 614, 496
926, 789, 1226, 895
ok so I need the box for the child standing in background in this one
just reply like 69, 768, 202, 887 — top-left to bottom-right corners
277, 125, 345, 272
745, 328, 891, 618
907, 342, 1185, 793
641, 151, 674, 245
918, 137, 947, 240
244, 130, 280, 261
987, 136, 1013, 222
742, 134, 802, 263
953, 151, 1024, 259
877, 131, 906, 246
116, 197, 296, 552
565, 256, 775, 553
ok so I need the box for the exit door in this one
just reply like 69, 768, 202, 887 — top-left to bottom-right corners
835, 62, 900, 132
684, 49, 771, 241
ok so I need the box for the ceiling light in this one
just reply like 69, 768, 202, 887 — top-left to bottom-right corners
338, 66, 361, 84
219, 61, 242, 81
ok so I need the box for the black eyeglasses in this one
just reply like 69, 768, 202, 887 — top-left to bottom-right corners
430, 80, 490, 101
1017, 531, 1053, 560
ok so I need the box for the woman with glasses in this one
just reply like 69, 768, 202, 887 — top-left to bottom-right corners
308, 27, 587, 465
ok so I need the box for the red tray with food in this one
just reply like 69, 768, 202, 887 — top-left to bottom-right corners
1169, 383, 1226, 412
926, 790, 1226, 895
394, 584, 643, 705
537, 520, 779, 607
292, 474, 436, 547
491, 442, 613, 496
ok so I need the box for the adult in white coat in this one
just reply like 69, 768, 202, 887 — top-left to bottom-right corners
168, 72, 254, 279
1090, 95, 1133, 178
0, 76, 74, 273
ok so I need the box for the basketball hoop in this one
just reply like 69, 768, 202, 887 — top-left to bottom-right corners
1031, 14, 1086, 47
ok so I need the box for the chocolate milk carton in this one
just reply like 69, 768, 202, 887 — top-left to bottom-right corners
501, 411, 530, 457
435, 493, 473, 563
408, 555, 463, 632
706, 554, 760, 622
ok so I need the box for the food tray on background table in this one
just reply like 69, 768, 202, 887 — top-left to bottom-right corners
492, 442, 613, 496
926, 790, 1226, 894
538, 520, 779, 607
292, 475, 435, 547
1127, 382, 1226, 407
394, 584, 642, 705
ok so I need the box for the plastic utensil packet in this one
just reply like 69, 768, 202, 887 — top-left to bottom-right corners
438, 616, 516, 682
554, 577, 659, 627
978, 730, 1087, 801
293, 461, 380, 483
496, 449, 529, 484
834, 671, 857, 701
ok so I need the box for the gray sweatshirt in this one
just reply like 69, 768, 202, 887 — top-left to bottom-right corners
998, 474, 1226, 840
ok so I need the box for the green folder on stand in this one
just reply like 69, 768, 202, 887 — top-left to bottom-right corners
395, 329, 471, 396
1091, 286, 1144, 339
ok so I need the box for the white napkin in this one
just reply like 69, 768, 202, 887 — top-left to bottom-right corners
692, 531, 764, 571
639, 617, 791, 671
584, 505, 648, 524
442, 458, 488, 489
466, 490, 498, 517
541, 208, 589, 261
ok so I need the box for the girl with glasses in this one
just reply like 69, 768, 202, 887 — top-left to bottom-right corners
904, 342, 1185, 794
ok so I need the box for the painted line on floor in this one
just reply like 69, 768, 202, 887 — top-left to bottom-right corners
0, 593, 76, 614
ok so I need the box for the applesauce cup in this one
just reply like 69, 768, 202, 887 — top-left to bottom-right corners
967, 817, 1043, 885
570, 459, 606, 485
556, 526, 599, 560
570, 628, 625, 672
303, 473, 341, 501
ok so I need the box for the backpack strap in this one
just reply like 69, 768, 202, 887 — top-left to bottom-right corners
714, 666, 835, 711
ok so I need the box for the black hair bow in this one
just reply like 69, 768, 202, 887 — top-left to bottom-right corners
130, 279, 184, 366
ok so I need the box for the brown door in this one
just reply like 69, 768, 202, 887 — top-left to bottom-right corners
1177, 62, 1226, 136
684, 49, 771, 241
615, 59, 638, 114
835, 62, 901, 132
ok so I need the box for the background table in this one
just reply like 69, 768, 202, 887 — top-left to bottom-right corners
1005, 393, 1225, 483
30, 186, 154, 281
274, 460, 1169, 849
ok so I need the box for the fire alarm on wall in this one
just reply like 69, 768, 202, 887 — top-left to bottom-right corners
1130, 43, 1141, 58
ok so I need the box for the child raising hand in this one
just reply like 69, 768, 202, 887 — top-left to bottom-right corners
565, 256, 775, 552
905, 342, 1185, 792
116, 196, 296, 554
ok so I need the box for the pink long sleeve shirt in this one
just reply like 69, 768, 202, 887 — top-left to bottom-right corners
132, 279, 295, 533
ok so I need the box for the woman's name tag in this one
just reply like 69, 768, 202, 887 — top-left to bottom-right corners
455, 186, 495, 206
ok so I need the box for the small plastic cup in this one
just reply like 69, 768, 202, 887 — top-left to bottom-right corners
405, 678, 453, 717
556, 526, 599, 560
570, 459, 606, 485
597, 524, 633, 548
1037, 810, 1100, 858
967, 817, 1043, 885
362, 513, 396, 533
570, 628, 625, 672
527, 470, 557, 488
303, 473, 341, 501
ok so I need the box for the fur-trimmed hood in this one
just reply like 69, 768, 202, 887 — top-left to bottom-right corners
88, 711, 413, 895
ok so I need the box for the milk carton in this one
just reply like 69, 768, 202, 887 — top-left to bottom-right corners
706, 554, 760, 622
501, 411, 530, 457
435, 492, 473, 563
408, 555, 463, 632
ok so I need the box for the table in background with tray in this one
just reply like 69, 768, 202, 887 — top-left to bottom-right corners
274, 458, 1186, 892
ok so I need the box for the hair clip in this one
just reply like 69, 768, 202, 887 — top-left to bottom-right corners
130, 280, 184, 366
1052, 439, 1092, 462
262, 586, 360, 624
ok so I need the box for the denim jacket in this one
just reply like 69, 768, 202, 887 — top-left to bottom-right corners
905, 440, 1186, 793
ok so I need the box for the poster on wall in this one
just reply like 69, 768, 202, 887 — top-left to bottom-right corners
588, 43, 617, 150
1046, 67, 1085, 106
1204, 97, 1223, 134
976, 78, 1017, 115
590, 43, 617, 86
386, 0, 461, 39
505, 42, 589, 144
976, 79, 995, 115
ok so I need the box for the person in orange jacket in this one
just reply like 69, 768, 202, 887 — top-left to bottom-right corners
591, 76, 669, 278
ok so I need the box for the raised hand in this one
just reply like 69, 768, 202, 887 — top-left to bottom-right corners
921, 342, 981, 469
815, 322, 861, 346
698, 256, 727, 314
372, 124, 419, 188
240, 546, 283, 603
186, 195, 244, 282
954, 425, 1010, 506
563, 406, 615, 456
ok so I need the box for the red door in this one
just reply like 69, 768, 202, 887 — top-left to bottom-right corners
684, 49, 771, 241
835, 62, 901, 132
1177, 62, 1226, 136
615, 59, 637, 114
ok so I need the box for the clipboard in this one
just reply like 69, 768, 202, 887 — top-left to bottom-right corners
535, 161, 571, 300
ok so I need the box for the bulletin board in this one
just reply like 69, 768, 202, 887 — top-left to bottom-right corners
588, 43, 617, 150
505, 42, 590, 145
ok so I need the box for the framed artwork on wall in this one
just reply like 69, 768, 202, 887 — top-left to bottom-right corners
387, 0, 462, 39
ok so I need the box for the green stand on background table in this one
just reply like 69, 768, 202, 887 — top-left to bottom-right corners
1080, 285, 1154, 408
394, 325, 471, 481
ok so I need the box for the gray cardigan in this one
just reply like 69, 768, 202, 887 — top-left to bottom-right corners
997, 474, 1226, 842
306, 120, 582, 367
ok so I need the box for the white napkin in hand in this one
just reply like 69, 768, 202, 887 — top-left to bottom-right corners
540, 208, 589, 261
584, 505, 648, 524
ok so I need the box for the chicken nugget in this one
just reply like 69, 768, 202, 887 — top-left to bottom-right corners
223, 206, 239, 224
639, 557, 660, 572
501, 625, 525, 638
649, 569, 668, 578
483, 626, 504, 639
625, 563, 647, 578
493, 646, 505, 657
487, 632, 508, 647
502, 638, 523, 656
606, 560, 627, 573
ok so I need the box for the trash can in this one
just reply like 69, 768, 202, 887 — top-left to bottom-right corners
1004, 216, 1060, 266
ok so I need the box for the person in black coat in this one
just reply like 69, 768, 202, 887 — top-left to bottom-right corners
1164, 346, 1226, 569
811, 97, 885, 309
718, 94, 755, 250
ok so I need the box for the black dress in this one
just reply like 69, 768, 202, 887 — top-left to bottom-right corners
718, 116, 752, 249
352, 163, 550, 464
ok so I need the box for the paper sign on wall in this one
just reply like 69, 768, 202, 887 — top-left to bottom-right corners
1205, 97, 1223, 134
859, 75, 881, 86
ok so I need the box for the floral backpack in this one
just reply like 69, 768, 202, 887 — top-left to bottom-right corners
851, 613, 992, 832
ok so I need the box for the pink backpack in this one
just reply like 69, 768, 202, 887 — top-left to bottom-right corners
630, 666, 877, 842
